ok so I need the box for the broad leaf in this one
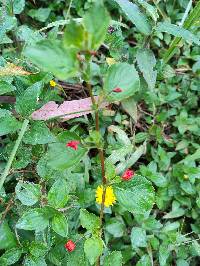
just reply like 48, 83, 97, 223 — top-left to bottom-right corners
121, 97, 138, 122
114, 175, 155, 214
16, 207, 54, 231
0, 109, 21, 136
0, 248, 22, 265
15, 181, 41, 206
47, 178, 69, 208
80, 209, 100, 232
46, 132, 87, 171
0, 80, 15, 95
0, 221, 17, 250
131, 227, 147, 247
64, 20, 85, 49
114, 0, 151, 35
24, 40, 78, 80
52, 213, 68, 237
156, 22, 200, 45
136, 48, 157, 90
15, 81, 43, 116
23, 121, 55, 145
83, 2, 110, 50
103, 251, 123, 266
84, 237, 103, 265
104, 63, 140, 102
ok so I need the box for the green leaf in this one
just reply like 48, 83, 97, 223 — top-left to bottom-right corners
103, 251, 123, 266
137, 0, 159, 22
121, 97, 138, 122
15, 81, 43, 116
24, 40, 78, 80
159, 244, 170, 266
0, 248, 22, 265
113, 0, 151, 35
23, 121, 55, 145
29, 242, 48, 258
28, 8, 51, 22
12, 0, 25, 14
0, 80, 15, 95
83, 2, 110, 50
63, 20, 85, 49
46, 138, 87, 171
104, 63, 140, 102
131, 227, 147, 247
52, 213, 68, 237
0, 221, 17, 250
80, 209, 100, 232
136, 48, 157, 90
116, 143, 146, 173
15, 181, 41, 206
84, 237, 103, 265
136, 255, 151, 266
0, 109, 21, 136
114, 175, 155, 214
24, 256, 47, 266
105, 218, 125, 238
47, 178, 69, 208
16, 207, 54, 231
156, 22, 200, 45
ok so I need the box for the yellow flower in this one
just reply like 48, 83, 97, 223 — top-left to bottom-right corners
50, 80, 57, 87
183, 174, 189, 180
96, 185, 116, 207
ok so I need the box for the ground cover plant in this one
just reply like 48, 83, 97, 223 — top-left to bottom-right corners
1, 0, 200, 265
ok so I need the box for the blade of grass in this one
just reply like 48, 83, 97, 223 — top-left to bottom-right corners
163, 0, 200, 64
0, 119, 29, 191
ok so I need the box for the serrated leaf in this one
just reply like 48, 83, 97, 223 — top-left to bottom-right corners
0, 248, 22, 265
84, 237, 103, 265
23, 121, 55, 145
47, 178, 69, 208
156, 22, 200, 45
116, 143, 146, 173
24, 40, 78, 80
80, 209, 100, 232
52, 213, 68, 237
46, 133, 87, 171
0, 221, 17, 250
131, 227, 147, 247
114, 175, 155, 214
29, 242, 48, 258
24, 256, 47, 266
136, 48, 157, 90
15, 181, 41, 206
83, 2, 110, 50
103, 251, 123, 266
114, 0, 151, 35
0, 80, 16, 95
16, 207, 54, 231
104, 63, 140, 102
0, 110, 21, 136
121, 96, 138, 122
15, 81, 43, 116
64, 20, 85, 49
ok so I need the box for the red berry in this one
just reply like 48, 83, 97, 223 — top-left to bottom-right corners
113, 87, 123, 93
65, 240, 76, 252
122, 169, 134, 181
66, 140, 80, 150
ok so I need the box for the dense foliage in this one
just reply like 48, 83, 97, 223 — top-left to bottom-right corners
1, 0, 200, 265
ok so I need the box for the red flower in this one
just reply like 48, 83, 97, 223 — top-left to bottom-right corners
66, 140, 80, 150
65, 240, 76, 252
113, 87, 123, 93
122, 169, 134, 181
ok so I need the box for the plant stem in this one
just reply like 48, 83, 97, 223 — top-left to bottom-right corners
0, 119, 29, 191
86, 82, 106, 266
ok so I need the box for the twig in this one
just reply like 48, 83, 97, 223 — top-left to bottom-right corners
0, 119, 29, 191
0, 194, 15, 226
